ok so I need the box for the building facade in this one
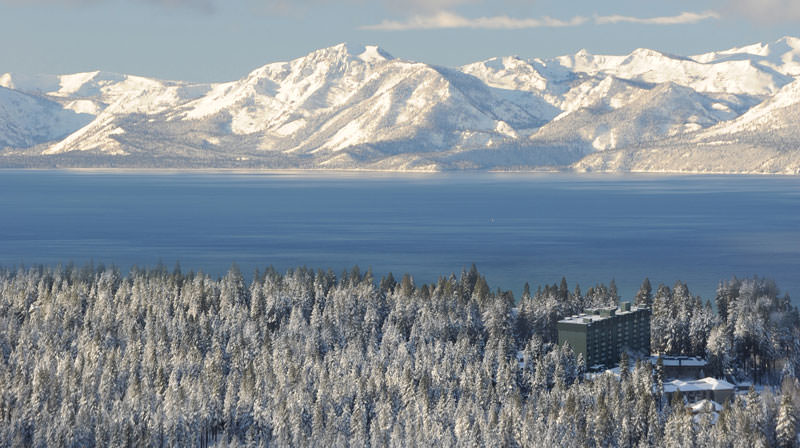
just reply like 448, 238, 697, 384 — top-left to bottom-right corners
649, 355, 707, 379
557, 302, 650, 369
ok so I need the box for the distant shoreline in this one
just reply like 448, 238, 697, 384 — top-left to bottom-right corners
0, 166, 798, 176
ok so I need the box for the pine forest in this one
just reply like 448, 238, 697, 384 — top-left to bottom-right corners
1, 263, 799, 447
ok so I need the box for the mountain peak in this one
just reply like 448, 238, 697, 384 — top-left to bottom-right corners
627, 47, 687, 61
629, 47, 662, 57
777, 36, 800, 49
3, 40, 800, 173
311, 43, 394, 64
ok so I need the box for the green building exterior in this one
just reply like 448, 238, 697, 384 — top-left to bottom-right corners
557, 302, 650, 369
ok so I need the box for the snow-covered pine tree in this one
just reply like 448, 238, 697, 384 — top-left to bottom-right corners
635, 278, 653, 308
778, 392, 798, 448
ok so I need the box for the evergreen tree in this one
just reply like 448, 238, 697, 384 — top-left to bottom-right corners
614, 351, 627, 378
778, 393, 798, 448
663, 394, 694, 448
609, 278, 619, 305
634, 278, 653, 308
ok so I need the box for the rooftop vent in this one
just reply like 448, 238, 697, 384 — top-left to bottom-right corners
599, 308, 616, 317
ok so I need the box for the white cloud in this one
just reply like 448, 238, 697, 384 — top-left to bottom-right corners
362, 11, 587, 31
362, 10, 719, 31
595, 11, 720, 25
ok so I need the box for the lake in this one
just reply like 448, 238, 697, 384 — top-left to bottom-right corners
1, 170, 798, 302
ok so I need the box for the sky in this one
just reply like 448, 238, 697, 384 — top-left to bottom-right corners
1, 0, 799, 82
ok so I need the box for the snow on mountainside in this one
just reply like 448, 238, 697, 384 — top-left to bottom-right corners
0, 70, 211, 154
693, 36, 800, 77
44, 77, 212, 155
530, 82, 755, 151
698, 78, 800, 138
0, 70, 210, 116
173, 42, 556, 153
0, 86, 93, 149
553, 47, 791, 96
41, 44, 558, 165
573, 75, 800, 174
1, 38, 800, 173
180, 43, 394, 128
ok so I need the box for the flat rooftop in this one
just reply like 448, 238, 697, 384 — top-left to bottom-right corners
559, 313, 611, 324
558, 305, 648, 325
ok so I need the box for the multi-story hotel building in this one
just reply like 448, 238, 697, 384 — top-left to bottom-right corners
557, 302, 650, 369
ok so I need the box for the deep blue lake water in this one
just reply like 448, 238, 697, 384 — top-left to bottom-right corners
1, 170, 798, 302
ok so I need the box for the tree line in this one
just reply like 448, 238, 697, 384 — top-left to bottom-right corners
0, 263, 798, 446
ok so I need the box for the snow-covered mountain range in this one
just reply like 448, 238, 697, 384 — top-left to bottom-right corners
2, 38, 800, 173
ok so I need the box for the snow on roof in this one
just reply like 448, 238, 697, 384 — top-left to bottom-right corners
559, 313, 608, 324
688, 399, 723, 424
558, 306, 647, 325
663, 377, 735, 393
689, 399, 723, 413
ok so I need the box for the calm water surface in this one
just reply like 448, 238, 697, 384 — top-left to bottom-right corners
1, 170, 798, 302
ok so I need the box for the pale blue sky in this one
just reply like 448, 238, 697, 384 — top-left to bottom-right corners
1, 0, 798, 82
